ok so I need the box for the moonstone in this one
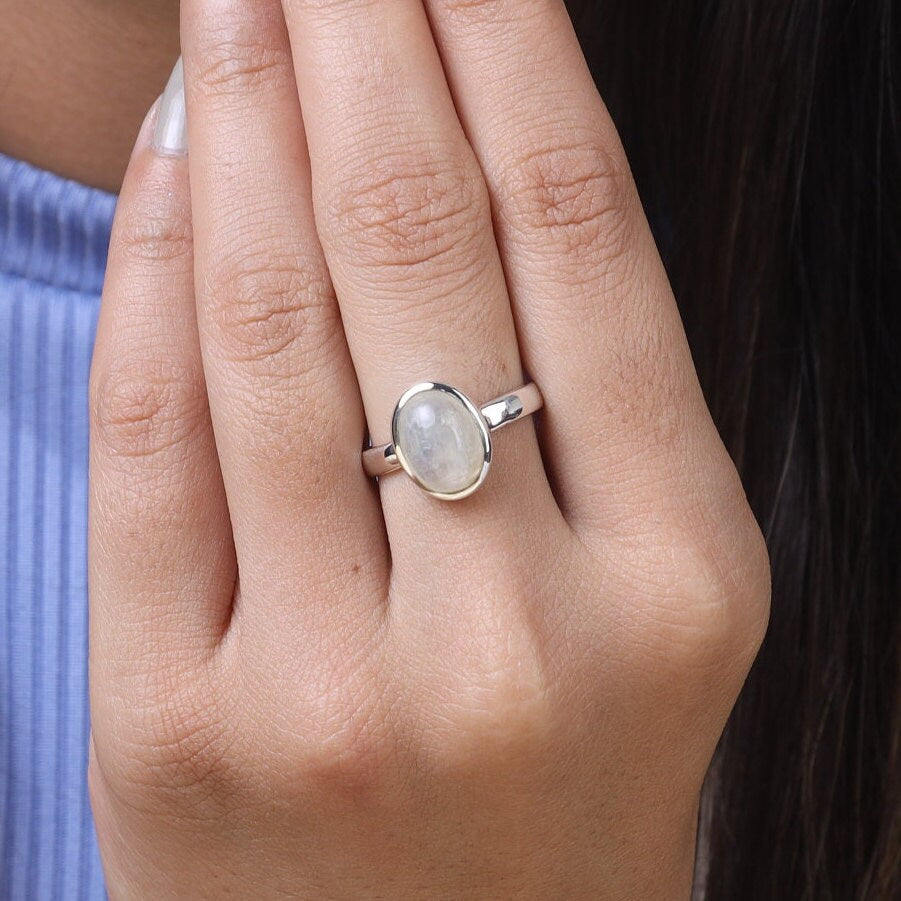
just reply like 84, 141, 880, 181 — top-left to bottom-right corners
394, 388, 487, 495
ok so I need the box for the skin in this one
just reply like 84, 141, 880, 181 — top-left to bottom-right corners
0, 0, 179, 191
11, 0, 771, 897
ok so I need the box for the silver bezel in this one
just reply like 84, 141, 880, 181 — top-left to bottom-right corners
391, 382, 492, 501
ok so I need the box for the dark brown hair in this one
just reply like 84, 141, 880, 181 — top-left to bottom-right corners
567, 1, 901, 897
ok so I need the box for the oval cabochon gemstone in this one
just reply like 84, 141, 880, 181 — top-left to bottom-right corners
394, 387, 488, 496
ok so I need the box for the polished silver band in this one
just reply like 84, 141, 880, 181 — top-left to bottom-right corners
363, 381, 543, 500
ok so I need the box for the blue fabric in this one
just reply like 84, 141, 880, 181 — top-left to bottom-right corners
0, 152, 115, 900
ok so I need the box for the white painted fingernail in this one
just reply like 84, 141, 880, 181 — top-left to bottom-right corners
153, 58, 187, 156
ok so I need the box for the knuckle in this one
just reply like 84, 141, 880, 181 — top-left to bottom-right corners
682, 485, 772, 675
90, 359, 206, 461
95, 674, 241, 814
116, 199, 193, 265
293, 720, 392, 800
283, 681, 397, 801
626, 511, 771, 684
499, 140, 635, 258
421, 623, 553, 767
722, 515, 772, 665
192, 23, 291, 98
236, 645, 397, 801
205, 250, 336, 368
437, 0, 511, 20
436, 0, 544, 30
132, 703, 228, 795
324, 151, 488, 271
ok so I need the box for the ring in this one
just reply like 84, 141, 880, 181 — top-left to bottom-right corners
363, 381, 543, 500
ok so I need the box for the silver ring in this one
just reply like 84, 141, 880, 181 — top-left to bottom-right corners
363, 381, 543, 500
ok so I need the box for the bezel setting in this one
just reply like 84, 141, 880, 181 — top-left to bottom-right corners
390, 382, 493, 501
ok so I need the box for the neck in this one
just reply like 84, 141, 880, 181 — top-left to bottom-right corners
0, 1, 180, 192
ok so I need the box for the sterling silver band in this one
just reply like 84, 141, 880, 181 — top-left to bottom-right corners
363, 381, 542, 499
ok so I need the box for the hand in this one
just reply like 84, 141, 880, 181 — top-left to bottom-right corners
88, 1, 770, 897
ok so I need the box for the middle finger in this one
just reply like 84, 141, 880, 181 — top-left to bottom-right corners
181, 0, 387, 645
282, 0, 559, 562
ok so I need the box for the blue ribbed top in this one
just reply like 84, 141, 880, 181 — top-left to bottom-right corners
0, 152, 116, 900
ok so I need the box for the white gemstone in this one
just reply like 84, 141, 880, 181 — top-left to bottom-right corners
394, 388, 487, 496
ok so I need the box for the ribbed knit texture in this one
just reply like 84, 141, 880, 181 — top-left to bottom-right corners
0, 152, 115, 900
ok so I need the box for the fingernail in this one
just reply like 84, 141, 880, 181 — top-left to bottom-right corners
152, 57, 187, 155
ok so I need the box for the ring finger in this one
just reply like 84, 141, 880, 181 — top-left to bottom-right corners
281, 0, 561, 572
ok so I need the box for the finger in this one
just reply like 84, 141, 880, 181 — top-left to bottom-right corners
89, 98, 234, 675
281, 0, 561, 562
180, 1, 388, 643
423, 0, 743, 533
